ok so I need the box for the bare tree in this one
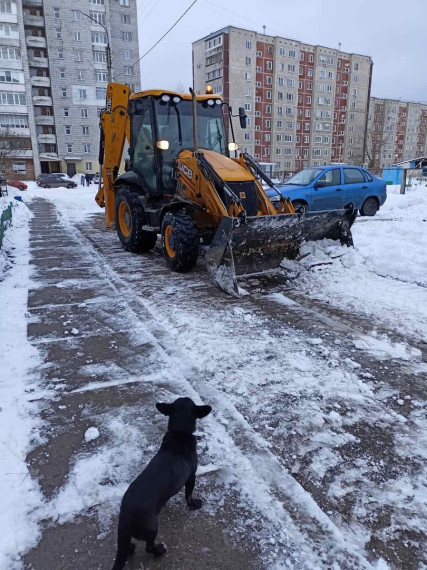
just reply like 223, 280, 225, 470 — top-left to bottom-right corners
0, 129, 31, 179
364, 130, 392, 175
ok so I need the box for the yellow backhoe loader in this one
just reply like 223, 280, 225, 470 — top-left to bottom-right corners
96, 83, 356, 296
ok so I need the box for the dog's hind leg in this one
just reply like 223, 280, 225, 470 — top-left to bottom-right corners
111, 522, 135, 570
185, 472, 202, 510
144, 517, 167, 556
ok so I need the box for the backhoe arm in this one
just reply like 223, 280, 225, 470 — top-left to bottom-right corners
95, 83, 131, 227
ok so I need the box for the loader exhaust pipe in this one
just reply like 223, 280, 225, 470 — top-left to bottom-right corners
189, 87, 198, 153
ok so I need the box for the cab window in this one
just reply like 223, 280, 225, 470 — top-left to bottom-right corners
343, 168, 365, 184
318, 168, 340, 186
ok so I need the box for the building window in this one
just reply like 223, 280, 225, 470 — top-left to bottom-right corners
267, 46, 273, 54
0, 47, 20, 60
92, 32, 107, 44
245, 56, 251, 65
64, 125, 71, 135
284, 134, 292, 142
244, 133, 251, 141
90, 10, 106, 24
277, 134, 282, 142
244, 103, 251, 111
124, 50, 131, 60
60, 68, 65, 79
79, 89, 87, 99
96, 87, 106, 100
288, 64, 295, 72
74, 31, 81, 41
54, 7, 60, 18
121, 13, 131, 23
245, 41, 252, 50
62, 88, 67, 97
66, 144, 72, 153
276, 148, 281, 155
287, 79, 295, 88
95, 70, 107, 82
354, 62, 359, 71
81, 108, 88, 118
82, 126, 89, 135
63, 108, 69, 117
56, 29, 62, 39
266, 60, 272, 70
245, 72, 251, 81
288, 49, 296, 58
265, 76, 272, 85
119, 0, 130, 5
124, 67, 134, 76
58, 50, 64, 59
77, 70, 84, 80
0, 70, 20, 83
72, 10, 81, 20
122, 32, 132, 42
93, 51, 107, 63
84, 144, 91, 153
85, 162, 93, 171
75, 51, 83, 62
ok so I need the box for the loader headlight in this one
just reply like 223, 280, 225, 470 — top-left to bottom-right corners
207, 99, 215, 106
228, 142, 239, 151
161, 94, 171, 102
157, 140, 169, 150
172, 96, 181, 103
215, 99, 222, 105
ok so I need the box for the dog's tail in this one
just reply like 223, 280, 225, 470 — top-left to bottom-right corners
111, 520, 133, 570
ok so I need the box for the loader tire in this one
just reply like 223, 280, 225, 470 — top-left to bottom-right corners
115, 188, 157, 253
161, 212, 199, 272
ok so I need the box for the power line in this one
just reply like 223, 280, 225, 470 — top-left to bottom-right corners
113, 0, 199, 80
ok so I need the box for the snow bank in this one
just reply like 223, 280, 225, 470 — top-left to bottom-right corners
282, 184, 427, 342
0, 199, 45, 569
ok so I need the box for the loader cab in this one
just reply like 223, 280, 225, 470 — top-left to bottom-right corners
129, 91, 228, 197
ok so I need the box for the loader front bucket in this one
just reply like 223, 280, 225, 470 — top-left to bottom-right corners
205, 209, 357, 297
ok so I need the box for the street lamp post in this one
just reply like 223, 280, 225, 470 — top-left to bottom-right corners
79, 11, 112, 82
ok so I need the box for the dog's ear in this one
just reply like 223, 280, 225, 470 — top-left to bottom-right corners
195, 405, 212, 419
156, 402, 173, 416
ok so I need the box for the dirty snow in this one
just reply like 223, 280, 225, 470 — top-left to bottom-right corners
1, 180, 426, 568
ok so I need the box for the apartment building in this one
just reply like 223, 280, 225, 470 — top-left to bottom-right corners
193, 26, 373, 177
0, 0, 140, 180
366, 97, 427, 172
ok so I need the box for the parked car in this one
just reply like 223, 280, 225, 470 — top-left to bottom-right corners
7, 179, 28, 191
267, 165, 387, 216
37, 174, 77, 189
93, 173, 100, 184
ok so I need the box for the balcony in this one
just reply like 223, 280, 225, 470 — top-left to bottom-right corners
31, 76, 50, 88
34, 115, 54, 126
28, 56, 48, 68
23, 14, 44, 27
26, 36, 46, 49
37, 133, 56, 144
33, 95, 52, 106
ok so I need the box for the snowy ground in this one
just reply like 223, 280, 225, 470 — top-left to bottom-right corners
1, 181, 426, 569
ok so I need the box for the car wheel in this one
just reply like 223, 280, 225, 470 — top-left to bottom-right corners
292, 200, 308, 214
67, 183, 74, 189
360, 197, 379, 216
18, 185, 25, 191
44, 184, 51, 189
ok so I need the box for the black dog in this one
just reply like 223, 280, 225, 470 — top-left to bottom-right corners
111, 397, 212, 570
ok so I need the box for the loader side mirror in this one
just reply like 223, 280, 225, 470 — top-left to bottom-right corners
238, 107, 247, 129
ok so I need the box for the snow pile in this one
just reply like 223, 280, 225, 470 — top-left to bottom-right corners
281, 184, 427, 342
25, 181, 100, 222
0, 198, 45, 569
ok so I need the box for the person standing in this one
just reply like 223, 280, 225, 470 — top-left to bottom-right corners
85, 173, 90, 187
80, 174, 85, 186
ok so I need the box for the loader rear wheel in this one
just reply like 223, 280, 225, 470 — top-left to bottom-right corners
161, 212, 199, 272
115, 188, 157, 253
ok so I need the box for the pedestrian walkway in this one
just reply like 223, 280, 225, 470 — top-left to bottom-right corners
24, 199, 256, 570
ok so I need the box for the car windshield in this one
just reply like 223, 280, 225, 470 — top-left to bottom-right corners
285, 168, 323, 186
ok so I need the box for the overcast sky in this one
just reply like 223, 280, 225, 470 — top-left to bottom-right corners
134, 0, 426, 102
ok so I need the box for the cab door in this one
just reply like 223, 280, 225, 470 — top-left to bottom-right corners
311, 168, 343, 210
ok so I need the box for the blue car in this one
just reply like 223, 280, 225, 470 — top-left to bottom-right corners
267, 164, 386, 216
